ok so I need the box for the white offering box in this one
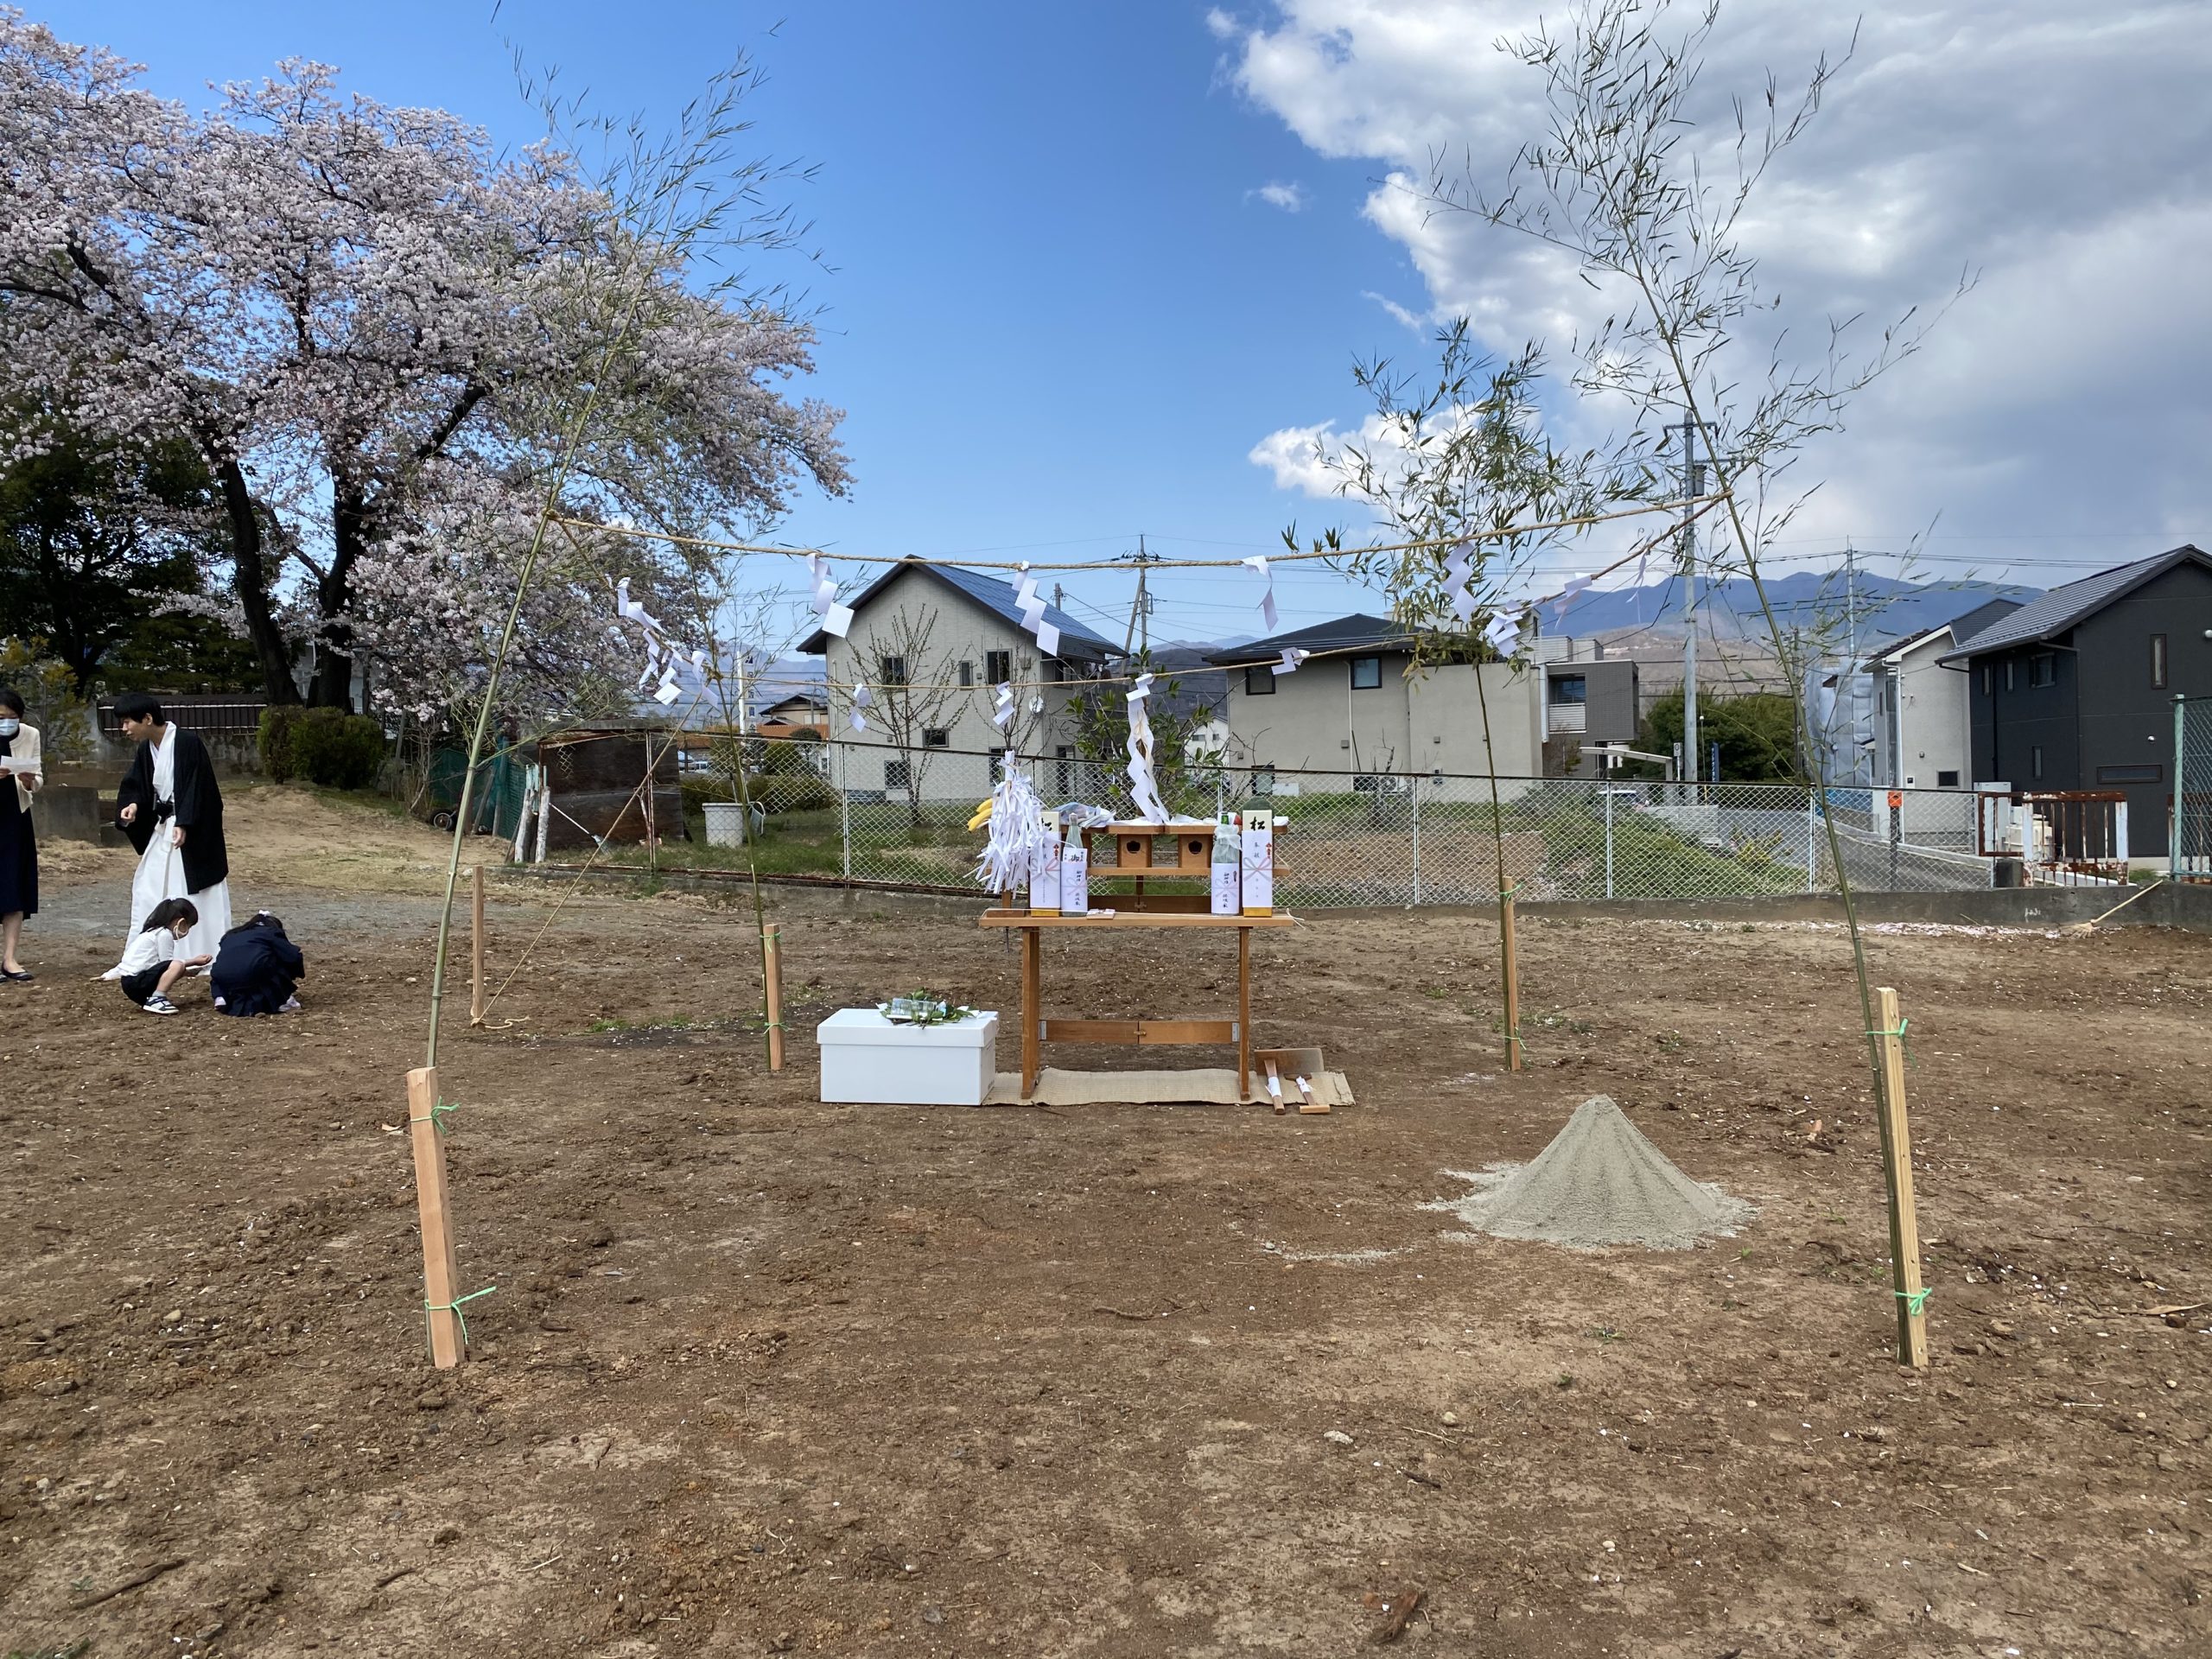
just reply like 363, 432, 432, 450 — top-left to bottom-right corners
1240, 810, 1274, 915
817, 1007, 1000, 1106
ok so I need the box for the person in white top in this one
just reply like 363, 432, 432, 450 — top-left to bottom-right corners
102, 897, 208, 1016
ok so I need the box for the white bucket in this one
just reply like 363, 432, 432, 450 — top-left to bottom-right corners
702, 801, 751, 848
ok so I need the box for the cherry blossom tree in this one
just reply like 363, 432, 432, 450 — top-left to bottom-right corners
0, 12, 849, 709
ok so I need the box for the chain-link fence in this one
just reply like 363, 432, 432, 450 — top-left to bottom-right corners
644, 738, 2000, 903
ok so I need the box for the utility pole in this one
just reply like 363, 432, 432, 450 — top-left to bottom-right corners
1122, 535, 1156, 658
1676, 420, 1704, 787
1844, 541, 1862, 788
1844, 540, 1859, 665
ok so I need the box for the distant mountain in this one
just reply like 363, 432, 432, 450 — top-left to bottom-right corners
1146, 645, 1230, 720
1554, 572, 2041, 650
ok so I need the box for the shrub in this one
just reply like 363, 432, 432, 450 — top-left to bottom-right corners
682, 770, 836, 819
286, 708, 388, 790
257, 704, 308, 781
752, 769, 835, 813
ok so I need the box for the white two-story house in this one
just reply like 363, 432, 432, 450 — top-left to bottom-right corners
799, 557, 1117, 803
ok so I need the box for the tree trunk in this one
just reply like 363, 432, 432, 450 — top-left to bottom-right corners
212, 453, 302, 705
308, 482, 369, 709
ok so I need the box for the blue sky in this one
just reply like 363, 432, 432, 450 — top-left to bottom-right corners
60, 0, 1416, 645
54, 2, 2212, 653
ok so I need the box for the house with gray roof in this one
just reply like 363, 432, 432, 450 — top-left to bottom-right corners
1938, 545, 2212, 855
798, 556, 1116, 804
1207, 613, 1636, 785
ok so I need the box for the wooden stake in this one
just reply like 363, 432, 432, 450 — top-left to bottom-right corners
468, 864, 486, 1028
407, 1065, 467, 1369
1500, 890, 1523, 1071
1872, 987, 1929, 1369
763, 921, 785, 1072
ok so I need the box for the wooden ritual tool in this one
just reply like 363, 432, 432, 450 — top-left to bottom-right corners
1255, 1046, 1327, 1115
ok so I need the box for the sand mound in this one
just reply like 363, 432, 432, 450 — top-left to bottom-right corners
1427, 1095, 1754, 1251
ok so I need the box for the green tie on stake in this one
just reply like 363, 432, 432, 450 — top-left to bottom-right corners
1869, 987, 1930, 1369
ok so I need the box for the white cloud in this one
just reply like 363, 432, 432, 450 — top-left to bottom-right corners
1252, 180, 1309, 212
1361, 289, 1428, 332
1222, 2, 2212, 578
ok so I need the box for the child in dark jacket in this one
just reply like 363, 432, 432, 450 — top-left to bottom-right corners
210, 911, 305, 1016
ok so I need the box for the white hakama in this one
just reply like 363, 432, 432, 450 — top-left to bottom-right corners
118, 726, 231, 965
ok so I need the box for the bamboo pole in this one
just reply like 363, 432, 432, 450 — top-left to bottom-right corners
1500, 890, 1523, 1071
468, 865, 486, 1028
408, 1066, 467, 1369
763, 921, 785, 1072
1872, 987, 1929, 1368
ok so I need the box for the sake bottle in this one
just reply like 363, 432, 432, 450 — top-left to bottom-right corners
1029, 810, 1063, 915
1210, 812, 1242, 916
1059, 824, 1090, 915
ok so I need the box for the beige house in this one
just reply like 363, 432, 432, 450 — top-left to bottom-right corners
1208, 615, 1544, 795
1208, 614, 1644, 791
799, 557, 1117, 802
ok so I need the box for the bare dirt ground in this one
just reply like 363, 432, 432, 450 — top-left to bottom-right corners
3, 788, 2209, 1657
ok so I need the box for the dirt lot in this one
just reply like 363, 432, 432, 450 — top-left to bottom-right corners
3, 789, 2209, 1656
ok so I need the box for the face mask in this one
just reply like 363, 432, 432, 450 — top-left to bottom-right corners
0, 720, 18, 739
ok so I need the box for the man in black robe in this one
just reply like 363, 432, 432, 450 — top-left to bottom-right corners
111, 692, 232, 965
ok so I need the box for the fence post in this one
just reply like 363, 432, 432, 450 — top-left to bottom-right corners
1410, 773, 1422, 906
1805, 788, 1819, 893
1604, 784, 1615, 900
838, 741, 852, 880
1888, 789, 1902, 888
2172, 693, 2186, 882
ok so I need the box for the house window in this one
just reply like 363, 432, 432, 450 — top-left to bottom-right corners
1550, 674, 1587, 704
878, 653, 908, 687
1252, 765, 1276, 796
2005, 661, 2015, 692
2028, 652, 2056, 688
885, 760, 911, 789
958, 660, 974, 688
923, 728, 950, 748
1055, 745, 1073, 796
1244, 665, 1277, 696
2031, 745, 2044, 780
2097, 764, 2162, 785
2152, 634, 2169, 690
1936, 769, 1961, 788
985, 649, 1012, 684
1350, 656, 1382, 690
1981, 665, 1993, 696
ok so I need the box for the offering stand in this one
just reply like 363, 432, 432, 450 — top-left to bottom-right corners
979, 820, 1294, 1099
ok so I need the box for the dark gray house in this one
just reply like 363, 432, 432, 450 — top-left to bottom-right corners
1939, 545, 2212, 855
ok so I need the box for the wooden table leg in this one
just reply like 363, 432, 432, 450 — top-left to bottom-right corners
1236, 925, 1252, 1103
1021, 926, 1041, 1097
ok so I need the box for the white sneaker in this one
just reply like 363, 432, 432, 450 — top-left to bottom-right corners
278, 995, 302, 1014
142, 994, 179, 1016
